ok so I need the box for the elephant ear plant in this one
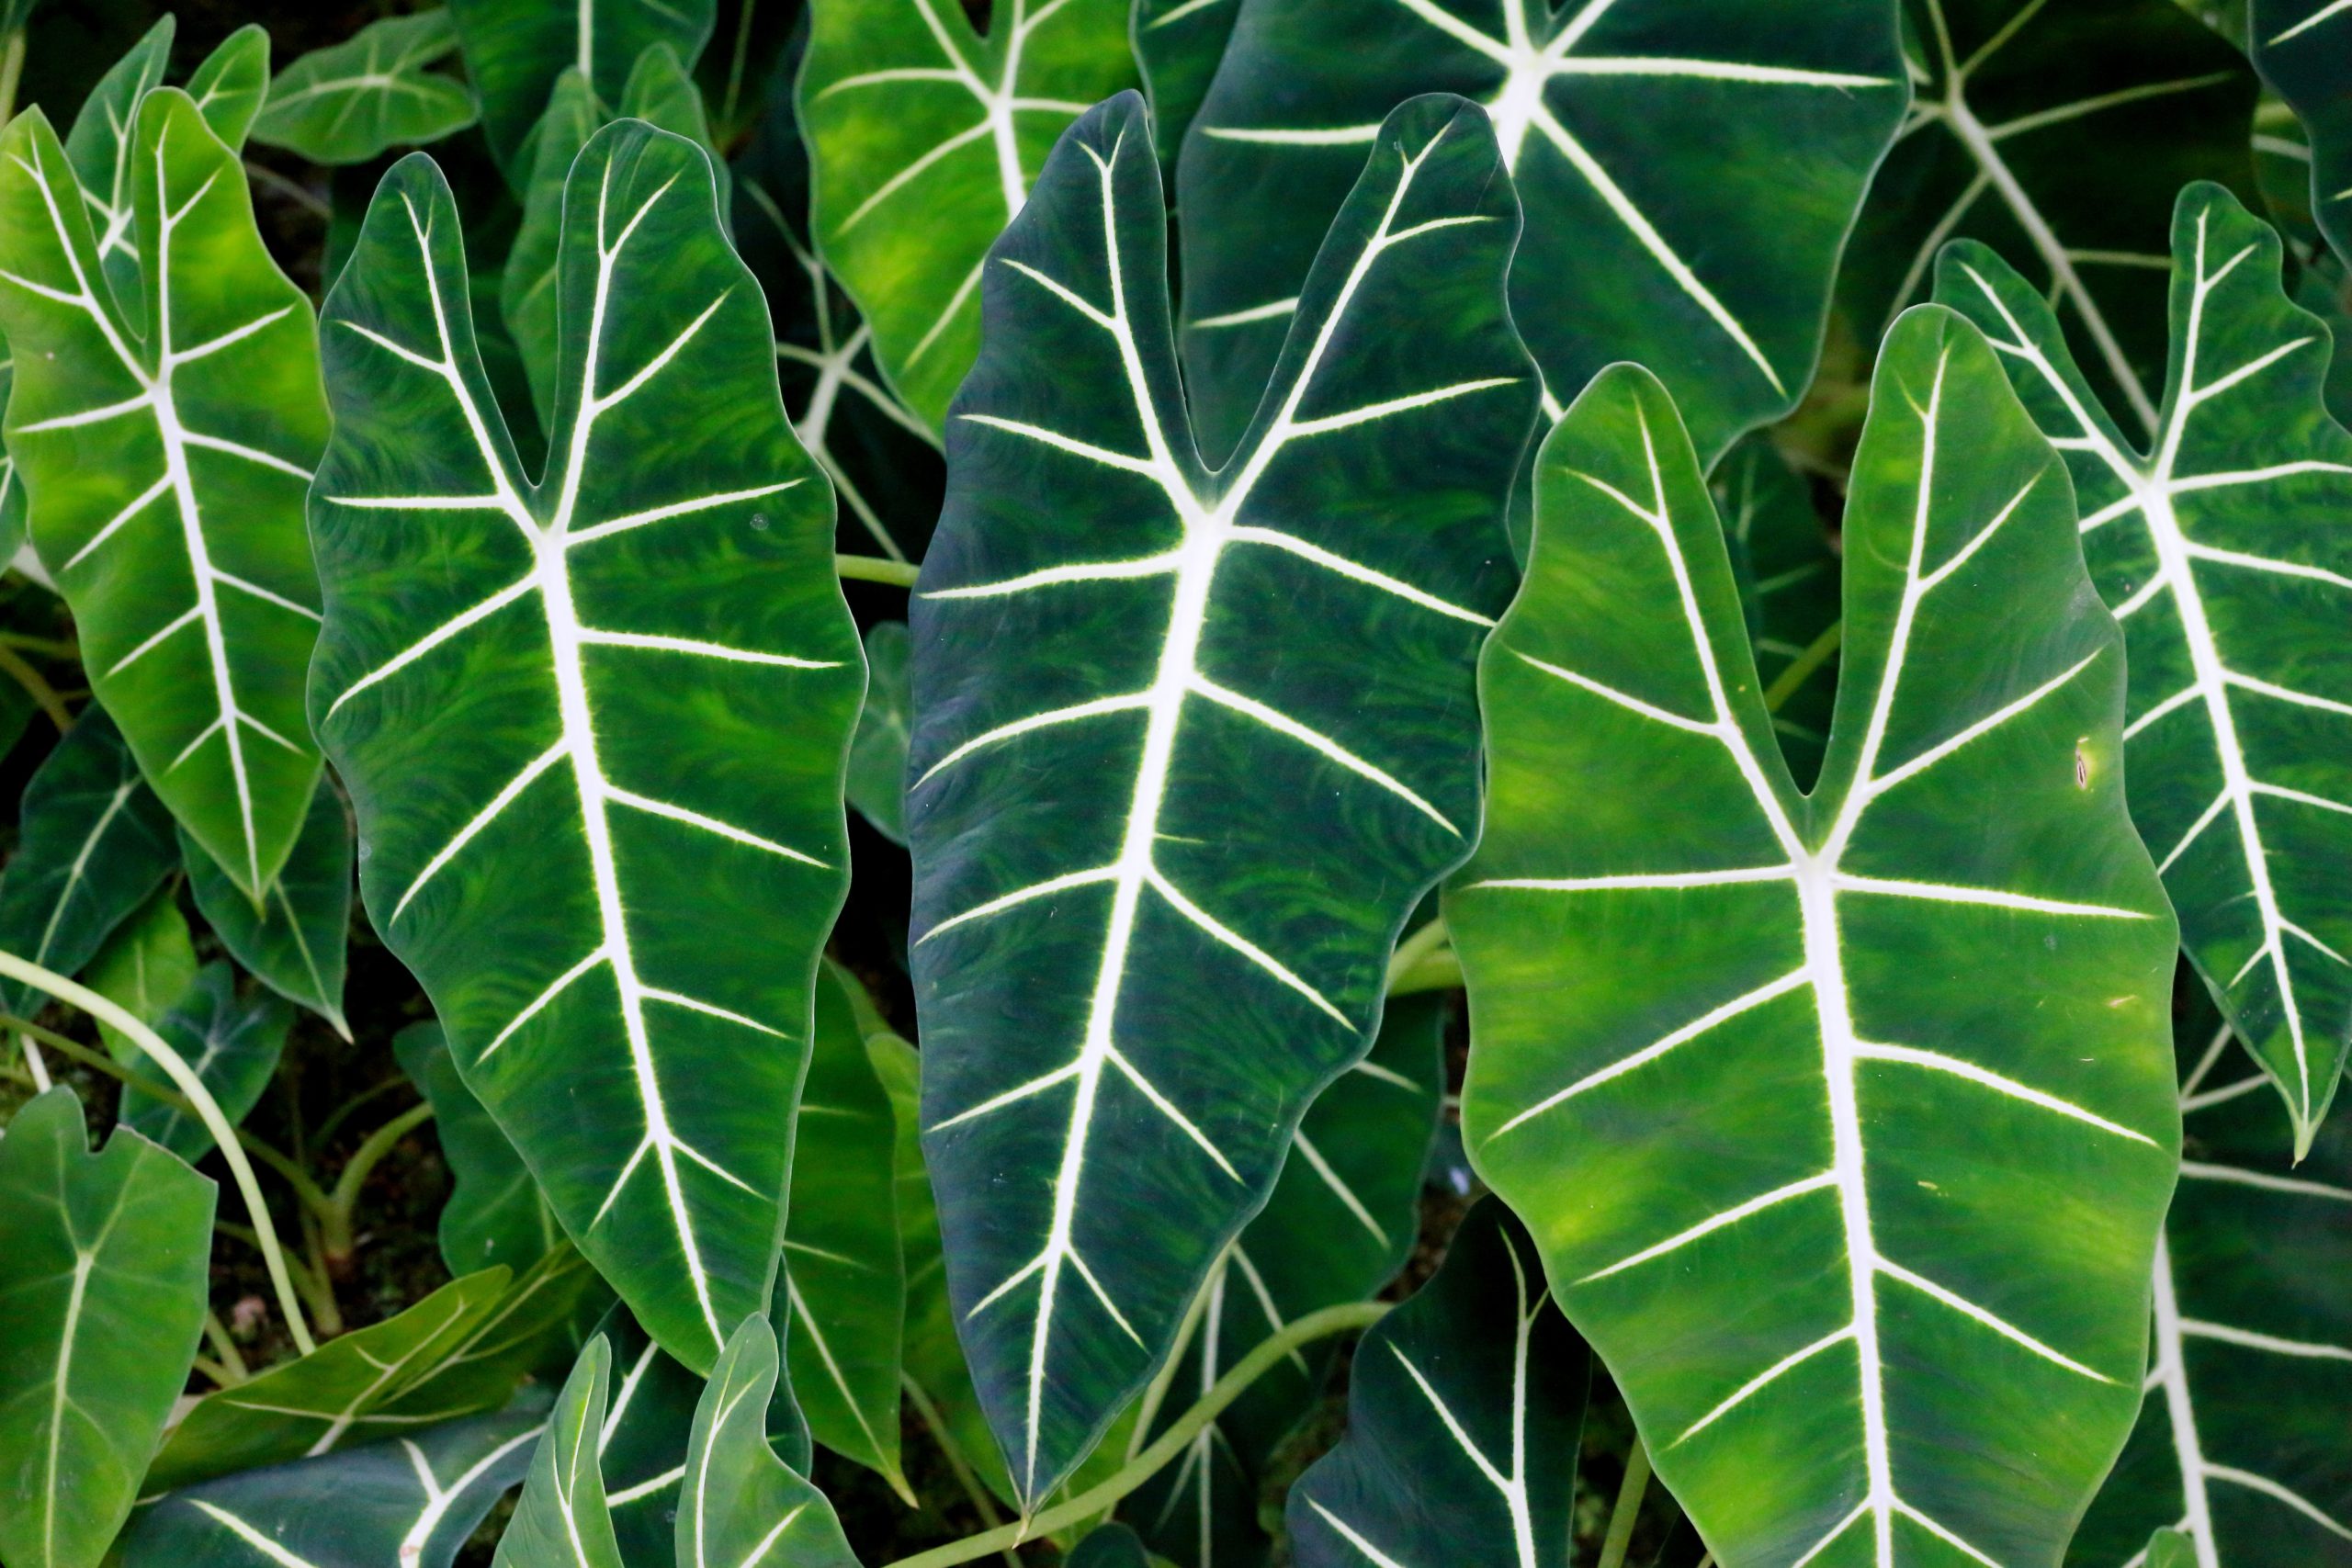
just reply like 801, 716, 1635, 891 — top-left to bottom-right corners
0, 6, 2349, 1568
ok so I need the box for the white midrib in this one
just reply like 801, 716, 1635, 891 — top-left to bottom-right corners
34, 782, 136, 963
2149, 1232, 2219, 1568
987, 0, 1033, 219
1013, 130, 1427, 1497
42, 1250, 97, 1561
577, 0, 594, 81
394, 1423, 546, 1567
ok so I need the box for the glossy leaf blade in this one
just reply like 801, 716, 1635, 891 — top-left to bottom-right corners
1936, 183, 2352, 1151
1175, 0, 1905, 461
122, 1398, 549, 1568
447, 0, 715, 173
1287, 1198, 1589, 1568
0, 94, 327, 899
1847, 0, 2255, 438
678, 1315, 861, 1568
0, 708, 176, 1017
180, 780, 352, 1037
0, 1089, 214, 1568
495, 1337, 626, 1568
253, 11, 480, 165
310, 125, 864, 1371
1450, 318, 2180, 1566
185, 26, 271, 151
799, 0, 1138, 429
2068, 1010, 2352, 1567
910, 91, 1531, 1502
119, 961, 290, 1162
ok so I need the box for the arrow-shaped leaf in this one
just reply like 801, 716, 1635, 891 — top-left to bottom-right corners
678, 1314, 860, 1568
1175, 0, 1906, 461
1449, 314, 2181, 1566
1847, 0, 2255, 439
180, 781, 351, 1038
908, 90, 1532, 1504
798, 0, 1138, 429
309, 122, 864, 1371
0, 90, 327, 900
122, 1397, 549, 1568
2068, 1007, 2352, 1567
1286, 1197, 1589, 1568
2253, 0, 2352, 272
495, 1338, 628, 1568
119, 961, 290, 1162
1936, 182, 2352, 1152
447, 0, 715, 174
0, 1088, 214, 1568
252, 11, 480, 165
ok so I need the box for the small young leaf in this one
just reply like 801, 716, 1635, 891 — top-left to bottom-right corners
677, 1315, 860, 1568
494, 1338, 625, 1568
0, 1088, 215, 1568
184, 24, 271, 150
447, 0, 716, 174
252, 11, 479, 165
846, 621, 911, 845
1287, 1198, 1589, 1568
119, 962, 290, 1162
593, 1305, 709, 1565
0, 708, 177, 1019
85, 890, 198, 1061
180, 780, 352, 1038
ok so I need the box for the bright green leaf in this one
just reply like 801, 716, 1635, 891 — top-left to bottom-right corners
120, 1397, 548, 1568
677, 1314, 860, 1568
1449, 314, 2181, 1566
0, 1088, 213, 1568
1844, 0, 2256, 442
180, 780, 352, 1039
147, 1245, 599, 1491
784, 962, 907, 1492
798, 0, 1137, 429
1286, 1198, 1588, 1568
61, 17, 175, 310
0, 93, 329, 900
85, 889, 197, 1060
495, 1337, 626, 1568
503, 46, 729, 429
447, 0, 716, 174
184, 25, 271, 151
1175, 0, 1905, 462
1936, 183, 2352, 1153
2067, 1004, 2352, 1567
847, 621, 910, 844
2253, 0, 2352, 270
119, 962, 290, 1162
0, 708, 176, 1018
1712, 435, 1841, 790
908, 92, 1532, 1505
309, 123, 864, 1373
252, 11, 480, 165
1130, 990, 1446, 1566
2143, 1530, 2199, 1568
395, 1020, 563, 1276
594, 1305, 709, 1565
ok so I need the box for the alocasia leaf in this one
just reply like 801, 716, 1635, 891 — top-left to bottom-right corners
502, 46, 729, 428
1936, 183, 2352, 1153
183, 26, 271, 151
1070, 1523, 1155, 1567
180, 781, 352, 1038
148, 1246, 599, 1491
1286, 1197, 1589, 1568
2253, 0, 2352, 270
0, 91, 328, 900
0, 1088, 214, 1568
309, 122, 864, 1372
594, 1306, 710, 1565
1844, 0, 2256, 440
252, 11, 480, 165
909, 91, 1532, 1504
119, 961, 290, 1162
85, 889, 197, 1060
1133, 0, 1238, 179
495, 1337, 628, 1568
798, 0, 1138, 430
1449, 316, 2181, 1566
847, 621, 912, 844
0, 708, 175, 1017
397, 1021, 564, 1276
678, 1315, 860, 1568
1712, 436, 1841, 789
1131, 991, 1446, 1568
784, 962, 908, 1494
447, 0, 716, 174
1174, 0, 1906, 462
120, 1398, 549, 1568
2067, 1006, 2352, 1567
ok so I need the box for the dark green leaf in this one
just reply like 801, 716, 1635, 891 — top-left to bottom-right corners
1450, 315, 2180, 1565
909, 93, 1532, 1504
253, 11, 480, 165
447, 0, 716, 175
1176, 0, 1905, 462
594, 1305, 709, 1566
180, 780, 352, 1038
848, 621, 911, 844
85, 889, 197, 1060
0, 1088, 214, 1568
0, 708, 175, 1018
119, 962, 290, 1162
1133, 0, 1238, 180
2254, 0, 2352, 270
1711, 436, 1840, 790
1936, 183, 2352, 1152
310, 124, 863, 1373
1070, 1522, 1157, 1568
396, 1021, 563, 1276
1287, 1198, 1589, 1568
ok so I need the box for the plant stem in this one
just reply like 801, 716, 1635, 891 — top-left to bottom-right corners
317, 1100, 435, 1264
720, 0, 759, 131
0, 28, 26, 127
838, 553, 922, 588
0, 643, 74, 731
311, 1073, 413, 1150
200, 1309, 250, 1384
0, 630, 77, 659
1763, 619, 1841, 714
1596, 1432, 1652, 1568
1385, 918, 1448, 988
880, 1301, 1388, 1568
902, 1374, 1022, 1568
0, 952, 316, 1353
1387, 946, 1461, 997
